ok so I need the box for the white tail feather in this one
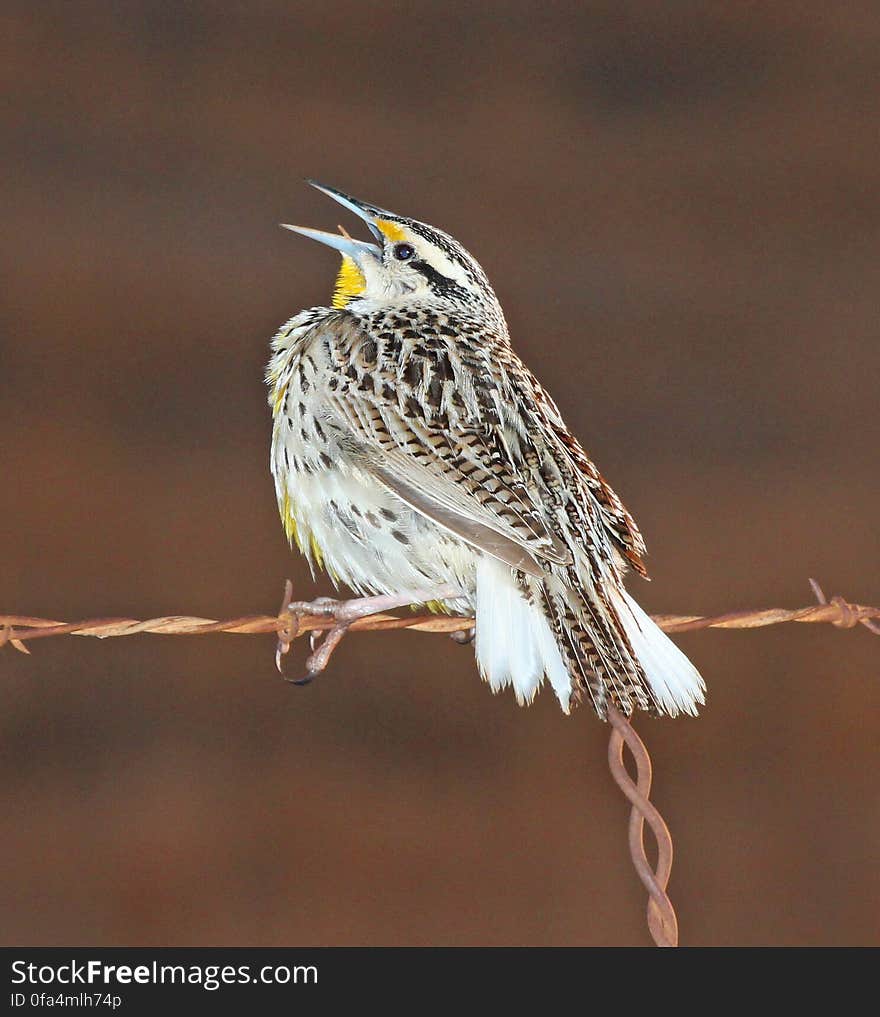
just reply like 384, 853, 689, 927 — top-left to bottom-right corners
475, 558, 572, 712
474, 557, 705, 717
611, 588, 706, 716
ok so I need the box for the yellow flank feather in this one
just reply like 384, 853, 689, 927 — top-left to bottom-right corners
309, 532, 325, 569
375, 219, 406, 242
272, 382, 287, 417
412, 599, 452, 614
280, 489, 303, 551
281, 487, 327, 569
333, 255, 366, 308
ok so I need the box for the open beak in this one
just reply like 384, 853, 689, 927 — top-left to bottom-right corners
281, 181, 389, 265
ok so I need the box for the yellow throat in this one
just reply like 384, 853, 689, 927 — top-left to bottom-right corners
332, 255, 366, 308
331, 221, 407, 308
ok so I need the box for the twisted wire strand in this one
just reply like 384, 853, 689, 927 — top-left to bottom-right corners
607, 705, 678, 947
1, 580, 877, 653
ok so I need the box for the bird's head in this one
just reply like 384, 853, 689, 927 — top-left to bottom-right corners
283, 181, 504, 322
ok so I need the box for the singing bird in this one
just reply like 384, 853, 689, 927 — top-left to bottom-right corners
267, 182, 705, 718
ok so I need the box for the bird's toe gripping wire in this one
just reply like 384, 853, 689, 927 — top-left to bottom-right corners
275, 580, 469, 686
274, 584, 353, 685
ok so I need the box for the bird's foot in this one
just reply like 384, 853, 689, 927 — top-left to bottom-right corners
276, 584, 467, 686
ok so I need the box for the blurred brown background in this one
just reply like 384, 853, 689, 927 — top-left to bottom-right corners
1, 2, 878, 947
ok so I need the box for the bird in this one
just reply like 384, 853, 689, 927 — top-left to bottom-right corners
266, 181, 705, 719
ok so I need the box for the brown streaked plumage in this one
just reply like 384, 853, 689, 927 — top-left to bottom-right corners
267, 182, 705, 718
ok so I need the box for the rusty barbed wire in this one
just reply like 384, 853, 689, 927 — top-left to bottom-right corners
1, 579, 877, 654
2, 578, 876, 947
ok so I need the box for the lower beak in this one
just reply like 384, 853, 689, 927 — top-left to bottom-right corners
280, 224, 381, 266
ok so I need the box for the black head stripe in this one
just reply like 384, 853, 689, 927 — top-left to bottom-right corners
411, 260, 468, 298
384, 217, 492, 294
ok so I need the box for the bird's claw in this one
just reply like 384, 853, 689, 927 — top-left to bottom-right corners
278, 594, 357, 688
287, 669, 319, 687
449, 626, 476, 645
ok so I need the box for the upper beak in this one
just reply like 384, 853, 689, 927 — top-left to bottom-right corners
281, 181, 388, 264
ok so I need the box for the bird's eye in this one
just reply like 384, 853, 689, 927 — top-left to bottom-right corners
394, 243, 415, 261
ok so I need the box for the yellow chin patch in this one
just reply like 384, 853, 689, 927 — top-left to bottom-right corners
375, 219, 407, 242
333, 255, 366, 308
